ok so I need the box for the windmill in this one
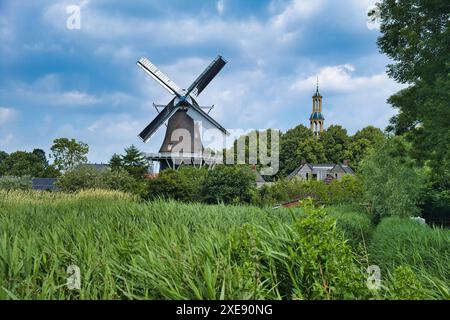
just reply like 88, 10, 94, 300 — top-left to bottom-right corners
136, 55, 228, 171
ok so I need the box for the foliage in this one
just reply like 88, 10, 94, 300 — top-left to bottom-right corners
0, 176, 32, 191
0, 149, 59, 178
369, 216, 450, 296
117, 145, 148, 179
56, 166, 102, 192
353, 126, 385, 146
146, 167, 207, 202
257, 200, 367, 299
102, 168, 147, 195
255, 175, 363, 207
278, 125, 325, 177
108, 153, 122, 171
56, 165, 144, 195
50, 138, 89, 172
386, 266, 429, 300
201, 165, 257, 204
0, 151, 8, 164
359, 137, 425, 220
319, 125, 349, 164
375, 0, 450, 206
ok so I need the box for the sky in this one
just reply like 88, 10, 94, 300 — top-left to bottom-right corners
0, 0, 404, 163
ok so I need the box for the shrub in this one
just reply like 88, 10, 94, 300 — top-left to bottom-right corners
56, 166, 144, 195
201, 165, 256, 204
255, 175, 363, 207
0, 176, 32, 191
102, 168, 147, 196
56, 166, 103, 192
386, 266, 429, 300
146, 167, 207, 202
257, 200, 368, 299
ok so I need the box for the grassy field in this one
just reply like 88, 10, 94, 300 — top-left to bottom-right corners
0, 190, 448, 300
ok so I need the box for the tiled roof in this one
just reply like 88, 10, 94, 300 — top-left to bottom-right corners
341, 165, 355, 174
287, 162, 355, 180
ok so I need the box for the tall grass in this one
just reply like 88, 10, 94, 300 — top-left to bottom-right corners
0, 191, 367, 300
326, 204, 373, 250
369, 217, 450, 299
0, 191, 447, 300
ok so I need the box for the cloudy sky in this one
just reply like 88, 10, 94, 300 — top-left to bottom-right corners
0, 0, 404, 163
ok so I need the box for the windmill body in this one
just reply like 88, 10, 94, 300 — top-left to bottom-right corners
136, 56, 228, 171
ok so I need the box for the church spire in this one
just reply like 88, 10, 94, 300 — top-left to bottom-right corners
309, 78, 324, 137
316, 76, 319, 94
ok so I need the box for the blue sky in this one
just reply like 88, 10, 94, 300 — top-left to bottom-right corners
0, 0, 404, 163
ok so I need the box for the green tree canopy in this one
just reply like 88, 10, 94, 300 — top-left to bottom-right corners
121, 145, 148, 179
109, 153, 123, 171
320, 125, 349, 164
0, 149, 58, 177
50, 138, 89, 172
201, 165, 256, 204
279, 125, 315, 177
375, 0, 450, 194
359, 137, 425, 221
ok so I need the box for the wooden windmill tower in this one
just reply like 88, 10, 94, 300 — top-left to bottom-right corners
136, 55, 229, 170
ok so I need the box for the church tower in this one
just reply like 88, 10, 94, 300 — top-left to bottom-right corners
309, 78, 325, 137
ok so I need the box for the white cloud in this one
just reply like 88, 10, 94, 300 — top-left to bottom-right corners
1, 75, 136, 109
271, 0, 324, 29
217, 0, 225, 14
290, 64, 397, 93
0, 107, 18, 125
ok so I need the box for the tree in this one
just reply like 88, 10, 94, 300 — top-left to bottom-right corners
352, 126, 385, 146
50, 138, 89, 172
121, 145, 148, 179
279, 125, 316, 177
320, 125, 349, 163
201, 165, 256, 204
0, 151, 46, 177
109, 153, 123, 171
344, 138, 372, 171
0, 151, 8, 165
359, 137, 425, 221
374, 0, 450, 197
32, 149, 48, 167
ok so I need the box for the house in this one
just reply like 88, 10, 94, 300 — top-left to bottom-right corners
287, 160, 355, 183
32, 178, 58, 191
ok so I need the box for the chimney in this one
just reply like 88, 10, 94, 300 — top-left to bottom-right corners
343, 159, 349, 166
301, 159, 307, 166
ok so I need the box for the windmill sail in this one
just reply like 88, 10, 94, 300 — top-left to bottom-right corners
186, 56, 227, 97
139, 99, 179, 142
137, 57, 182, 96
186, 101, 228, 135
